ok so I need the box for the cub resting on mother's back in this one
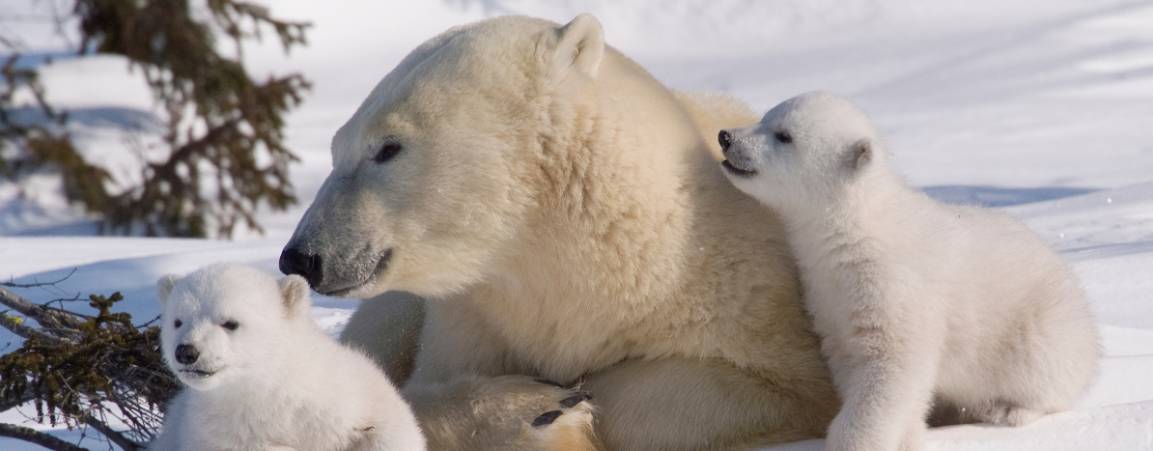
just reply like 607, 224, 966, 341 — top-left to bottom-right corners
719, 92, 1100, 451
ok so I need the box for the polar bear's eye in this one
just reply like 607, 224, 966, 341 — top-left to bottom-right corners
222, 320, 240, 331
174, 319, 183, 329
373, 142, 404, 164
774, 131, 793, 144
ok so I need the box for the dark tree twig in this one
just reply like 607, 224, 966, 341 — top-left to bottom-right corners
82, 413, 142, 451
0, 423, 87, 451
2, 268, 78, 289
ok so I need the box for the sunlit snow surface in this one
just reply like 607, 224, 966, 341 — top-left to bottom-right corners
2, 0, 1152, 449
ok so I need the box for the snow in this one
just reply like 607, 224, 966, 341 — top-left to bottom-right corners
2, 0, 1152, 449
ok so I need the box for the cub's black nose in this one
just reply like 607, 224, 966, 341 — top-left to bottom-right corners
279, 247, 323, 287
718, 130, 733, 151
175, 344, 200, 365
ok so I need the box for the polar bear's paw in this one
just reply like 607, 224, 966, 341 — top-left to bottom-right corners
408, 375, 601, 451
527, 379, 598, 451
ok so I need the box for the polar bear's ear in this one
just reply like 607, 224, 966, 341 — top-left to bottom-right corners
278, 274, 312, 317
157, 274, 179, 306
847, 139, 873, 171
544, 14, 605, 80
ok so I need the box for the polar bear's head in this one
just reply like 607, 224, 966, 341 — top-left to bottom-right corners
280, 15, 609, 298
156, 264, 312, 391
718, 92, 883, 209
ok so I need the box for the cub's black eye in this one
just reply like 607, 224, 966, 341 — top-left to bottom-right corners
174, 319, 183, 329
774, 131, 793, 144
222, 320, 240, 331
373, 142, 403, 164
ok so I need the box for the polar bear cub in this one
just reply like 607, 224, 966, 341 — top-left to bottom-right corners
149, 263, 425, 451
718, 92, 1099, 451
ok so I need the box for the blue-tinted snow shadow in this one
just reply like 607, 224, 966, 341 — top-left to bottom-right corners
921, 185, 1096, 208
2, 258, 168, 323
1064, 240, 1153, 260
5, 105, 161, 133
0, 51, 80, 69
0, 254, 235, 350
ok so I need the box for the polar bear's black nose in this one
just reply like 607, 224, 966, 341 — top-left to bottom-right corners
718, 130, 733, 151
279, 247, 323, 287
175, 344, 200, 365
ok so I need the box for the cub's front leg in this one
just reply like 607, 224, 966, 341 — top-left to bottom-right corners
822, 327, 940, 451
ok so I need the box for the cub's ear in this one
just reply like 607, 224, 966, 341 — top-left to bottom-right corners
278, 275, 312, 317
157, 274, 179, 306
846, 139, 873, 171
542, 14, 605, 80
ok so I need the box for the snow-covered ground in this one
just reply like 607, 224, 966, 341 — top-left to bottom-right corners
2, 0, 1152, 449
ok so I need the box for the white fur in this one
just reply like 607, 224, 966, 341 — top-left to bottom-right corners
284, 14, 839, 451
149, 264, 425, 451
721, 92, 1101, 451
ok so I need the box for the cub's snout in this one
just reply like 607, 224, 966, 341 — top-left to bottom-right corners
175, 344, 200, 365
718, 128, 758, 178
718, 130, 734, 152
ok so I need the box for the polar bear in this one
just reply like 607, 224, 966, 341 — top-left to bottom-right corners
279, 14, 838, 451
718, 92, 1101, 451
149, 263, 426, 451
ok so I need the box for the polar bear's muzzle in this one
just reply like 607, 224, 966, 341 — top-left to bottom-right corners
279, 245, 394, 296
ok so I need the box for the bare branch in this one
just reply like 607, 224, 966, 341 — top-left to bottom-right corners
0, 286, 38, 315
82, 414, 144, 451
2, 268, 79, 289
0, 287, 77, 343
0, 423, 87, 451
0, 308, 56, 342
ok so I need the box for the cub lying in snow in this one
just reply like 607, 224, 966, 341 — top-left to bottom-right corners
717, 92, 1100, 451
150, 263, 425, 451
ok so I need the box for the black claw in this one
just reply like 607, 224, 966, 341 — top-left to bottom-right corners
532, 410, 563, 427
534, 378, 565, 388
560, 391, 592, 408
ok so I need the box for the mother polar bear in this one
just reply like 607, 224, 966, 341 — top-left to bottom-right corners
280, 14, 837, 451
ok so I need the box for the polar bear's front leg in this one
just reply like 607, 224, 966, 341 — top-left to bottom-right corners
581, 357, 839, 450
400, 301, 601, 451
405, 376, 600, 451
340, 291, 425, 384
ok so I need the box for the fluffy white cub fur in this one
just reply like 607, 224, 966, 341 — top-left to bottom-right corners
719, 92, 1100, 451
150, 263, 425, 451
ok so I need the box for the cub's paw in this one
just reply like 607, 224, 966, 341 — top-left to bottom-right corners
407, 375, 600, 451
969, 402, 1044, 427
826, 410, 913, 451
